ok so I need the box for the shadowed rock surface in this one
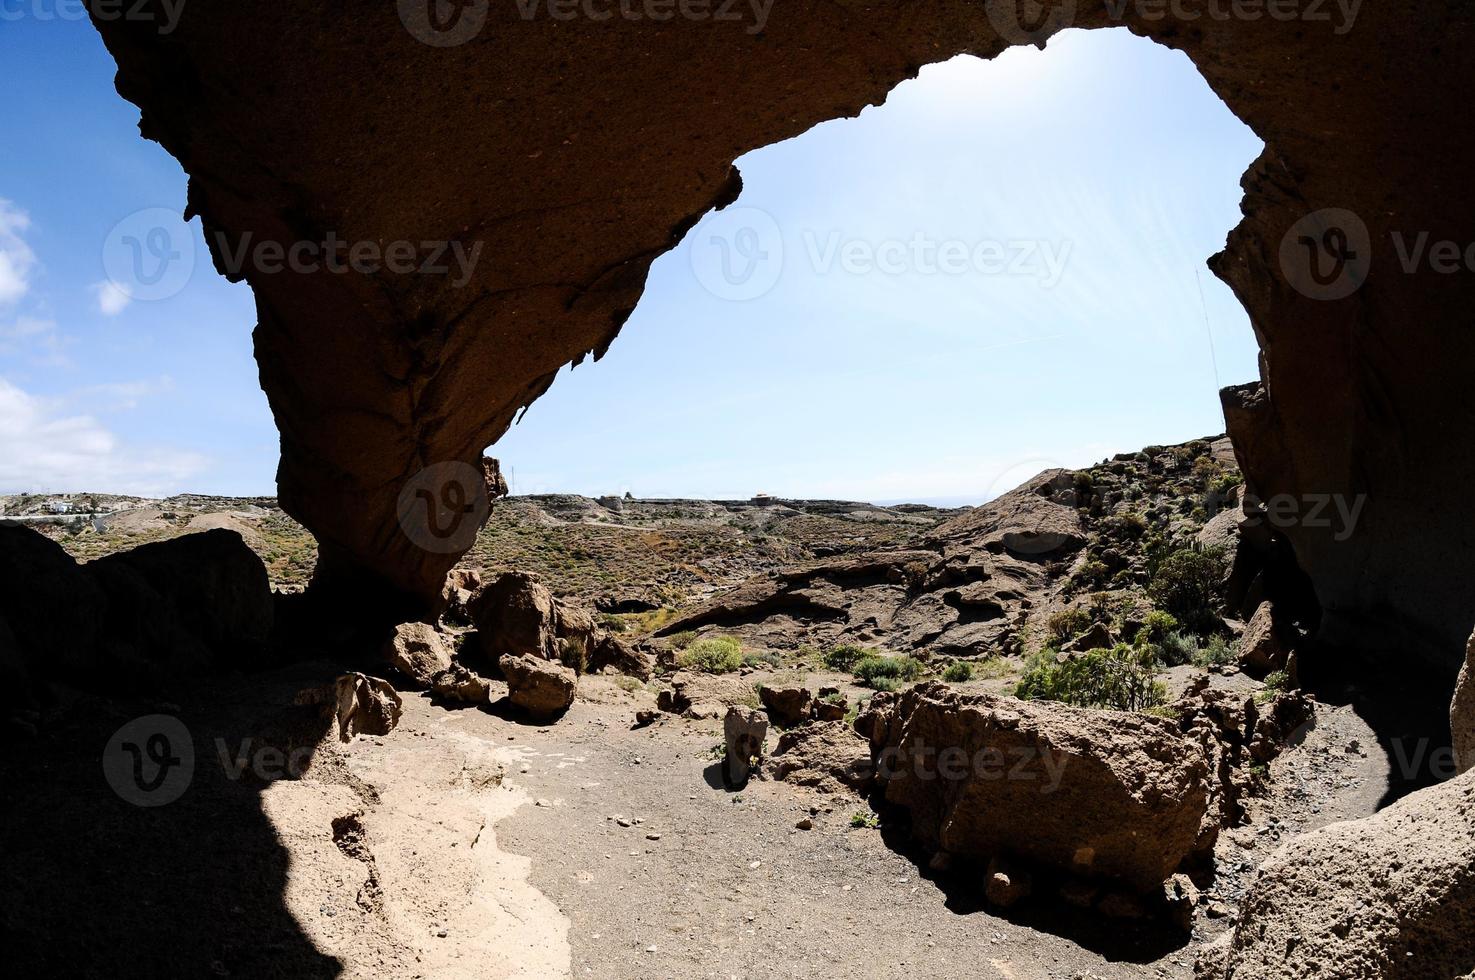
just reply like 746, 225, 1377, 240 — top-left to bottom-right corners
858, 682, 1212, 896
1204, 768, 1475, 979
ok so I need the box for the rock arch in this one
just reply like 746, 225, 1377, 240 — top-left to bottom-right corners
91, 1, 1475, 666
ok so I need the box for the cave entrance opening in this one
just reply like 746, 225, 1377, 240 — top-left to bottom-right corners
493, 28, 1264, 509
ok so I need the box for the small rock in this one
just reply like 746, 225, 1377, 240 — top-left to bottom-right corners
796, 817, 814, 830
646, 832, 661, 841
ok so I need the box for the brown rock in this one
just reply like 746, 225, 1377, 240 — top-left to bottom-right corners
90, 528, 273, 668
430, 663, 491, 704
812, 697, 847, 722
498, 653, 576, 720
723, 705, 767, 788
770, 721, 874, 794
858, 683, 1210, 895
298, 673, 402, 742
1237, 600, 1290, 677
1163, 873, 1199, 933
1213, 770, 1475, 979
472, 572, 561, 662
384, 621, 454, 686
589, 633, 653, 682
1061, 622, 1113, 653
1452, 628, 1475, 776
759, 684, 813, 727
985, 855, 1031, 909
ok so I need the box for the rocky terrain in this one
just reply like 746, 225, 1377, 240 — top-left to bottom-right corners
9, 434, 1468, 977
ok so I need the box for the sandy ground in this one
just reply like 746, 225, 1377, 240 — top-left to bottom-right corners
0, 664, 1391, 979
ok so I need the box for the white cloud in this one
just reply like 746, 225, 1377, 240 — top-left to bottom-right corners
0, 199, 37, 307
91, 279, 132, 316
0, 376, 208, 496
0, 315, 71, 367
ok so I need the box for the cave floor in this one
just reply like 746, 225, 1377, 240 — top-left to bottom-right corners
1, 664, 1389, 979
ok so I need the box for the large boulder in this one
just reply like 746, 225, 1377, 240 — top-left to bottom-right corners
0, 524, 272, 689
430, 663, 492, 705
498, 653, 576, 720
759, 684, 813, 727
1237, 600, 1291, 677
1452, 628, 1475, 776
771, 720, 874, 794
723, 705, 767, 788
89, 528, 273, 665
471, 571, 562, 662
470, 571, 644, 678
858, 683, 1211, 895
383, 621, 454, 686
0, 523, 104, 680
589, 633, 653, 682
1208, 770, 1475, 979
297, 672, 403, 742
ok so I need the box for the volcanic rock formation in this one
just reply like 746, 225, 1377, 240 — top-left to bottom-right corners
85, 3, 1475, 670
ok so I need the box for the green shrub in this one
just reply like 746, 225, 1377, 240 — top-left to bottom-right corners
1137, 610, 1179, 644
942, 661, 974, 683
1015, 644, 1166, 712
850, 811, 880, 829
668, 630, 698, 649
824, 643, 874, 672
1193, 634, 1234, 669
678, 635, 744, 673
1153, 630, 1200, 667
853, 654, 925, 689
742, 650, 782, 670
1045, 608, 1093, 643
1254, 669, 1290, 705
1147, 547, 1226, 634
1071, 559, 1111, 590
614, 675, 643, 693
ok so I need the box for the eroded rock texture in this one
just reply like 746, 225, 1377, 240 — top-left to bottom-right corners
89, 3, 1475, 662
1205, 769, 1475, 980
857, 683, 1211, 896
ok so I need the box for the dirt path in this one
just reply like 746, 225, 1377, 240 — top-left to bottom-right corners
0, 665, 1394, 979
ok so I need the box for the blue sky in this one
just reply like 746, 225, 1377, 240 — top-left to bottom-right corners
0, 18, 1262, 504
